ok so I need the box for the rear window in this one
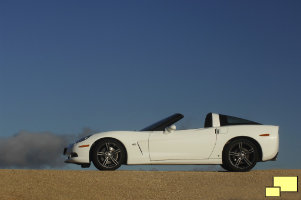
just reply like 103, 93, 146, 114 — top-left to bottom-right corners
219, 114, 261, 126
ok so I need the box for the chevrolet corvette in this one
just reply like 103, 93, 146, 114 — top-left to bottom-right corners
63, 113, 279, 172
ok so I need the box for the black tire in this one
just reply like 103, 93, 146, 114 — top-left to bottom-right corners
222, 138, 258, 172
220, 164, 231, 171
91, 139, 126, 171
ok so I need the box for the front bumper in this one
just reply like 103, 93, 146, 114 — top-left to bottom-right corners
63, 143, 91, 164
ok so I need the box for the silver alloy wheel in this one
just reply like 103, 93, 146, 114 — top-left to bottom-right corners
96, 142, 121, 168
228, 141, 255, 169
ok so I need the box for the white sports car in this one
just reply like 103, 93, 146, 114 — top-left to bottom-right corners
63, 113, 279, 172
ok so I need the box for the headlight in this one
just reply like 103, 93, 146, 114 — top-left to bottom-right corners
75, 135, 91, 143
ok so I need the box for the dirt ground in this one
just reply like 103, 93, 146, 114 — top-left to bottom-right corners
0, 169, 300, 200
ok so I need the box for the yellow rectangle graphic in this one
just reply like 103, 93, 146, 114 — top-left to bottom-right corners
266, 187, 280, 197
274, 176, 298, 192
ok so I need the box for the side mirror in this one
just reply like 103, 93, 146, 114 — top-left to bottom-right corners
164, 124, 176, 134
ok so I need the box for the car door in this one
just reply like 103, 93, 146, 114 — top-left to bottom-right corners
148, 127, 217, 160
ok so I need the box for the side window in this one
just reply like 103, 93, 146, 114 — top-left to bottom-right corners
219, 114, 260, 126
227, 116, 250, 124
219, 114, 227, 126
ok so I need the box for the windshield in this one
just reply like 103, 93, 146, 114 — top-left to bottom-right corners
140, 113, 184, 131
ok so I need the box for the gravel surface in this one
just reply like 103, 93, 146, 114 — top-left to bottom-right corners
0, 169, 300, 200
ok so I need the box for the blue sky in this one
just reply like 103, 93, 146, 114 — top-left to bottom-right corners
1, 0, 301, 170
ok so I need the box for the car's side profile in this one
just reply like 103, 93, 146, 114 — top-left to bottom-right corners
63, 113, 279, 172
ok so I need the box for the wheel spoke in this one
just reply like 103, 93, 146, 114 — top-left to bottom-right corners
238, 142, 243, 151
244, 157, 252, 166
229, 152, 240, 157
106, 143, 110, 151
110, 157, 119, 166
102, 157, 109, 166
97, 152, 105, 156
112, 149, 121, 155
246, 148, 254, 154
235, 157, 242, 167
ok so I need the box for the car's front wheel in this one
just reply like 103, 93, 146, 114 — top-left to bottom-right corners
91, 139, 126, 171
222, 138, 258, 172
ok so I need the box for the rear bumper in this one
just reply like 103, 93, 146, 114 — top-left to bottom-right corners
270, 152, 278, 161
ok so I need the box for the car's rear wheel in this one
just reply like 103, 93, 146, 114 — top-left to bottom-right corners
91, 139, 126, 171
222, 138, 258, 172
